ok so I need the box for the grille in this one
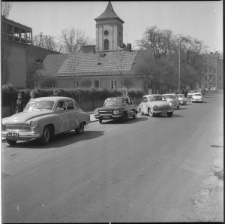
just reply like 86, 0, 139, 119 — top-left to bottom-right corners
6, 125, 31, 132
99, 110, 113, 115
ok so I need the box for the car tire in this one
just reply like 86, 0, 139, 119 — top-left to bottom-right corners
75, 122, 84, 135
132, 110, 137, 119
167, 112, 173, 117
120, 112, 126, 122
148, 109, 155, 117
40, 125, 51, 145
99, 118, 103, 124
6, 139, 17, 145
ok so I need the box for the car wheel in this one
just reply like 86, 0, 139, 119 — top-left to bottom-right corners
40, 125, 51, 145
120, 112, 126, 122
99, 118, 103, 124
6, 139, 17, 145
167, 112, 173, 117
132, 110, 137, 119
75, 122, 84, 135
148, 108, 155, 117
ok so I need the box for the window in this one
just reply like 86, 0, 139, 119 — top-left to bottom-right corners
214, 68, 216, 73
110, 80, 117, 89
205, 76, 208, 81
74, 81, 79, 88
104, 30, 109, 36
104, 39, 109, 50
66, 101, 74, 110
205, 84, 207, 88
94, 80, 100, 88
205, 68, 207, 73
73, 101, 80, 109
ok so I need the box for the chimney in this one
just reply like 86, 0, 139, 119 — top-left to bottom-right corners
82, 45, 95, 53
127, 43, 132, 52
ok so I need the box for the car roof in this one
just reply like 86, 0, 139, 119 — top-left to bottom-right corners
106, 97, 129, 99
193, 92, 202, 94
31, 96, 75, 101
143, 94, 162, 97
163, 93, 176, 95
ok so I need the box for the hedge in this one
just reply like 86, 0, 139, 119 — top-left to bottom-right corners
1, 85, 143, 107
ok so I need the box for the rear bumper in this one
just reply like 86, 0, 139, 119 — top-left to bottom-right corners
2, 131, 40, 140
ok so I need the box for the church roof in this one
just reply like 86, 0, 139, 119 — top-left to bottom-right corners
35, 50, 154, 77
94, 1, 124, 24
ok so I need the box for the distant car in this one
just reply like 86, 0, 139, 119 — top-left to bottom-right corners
2, 97, 90, 145
197, 89, 206, 95
205, 88, 209, 92
177, 94, 187, 105
191, 92, 203, 103
211, 87, 217, 91
138, 94, 174, 117
94, 97, 138, 123
186, 92, 196, 101
162, 94, 180, 109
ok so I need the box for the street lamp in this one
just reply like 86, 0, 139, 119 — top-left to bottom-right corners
178, 37, 187, 93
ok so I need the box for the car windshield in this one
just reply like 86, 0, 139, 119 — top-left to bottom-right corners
104, 98, 125, 106
164, 95, 175, 99
177, 94, 184, 97
150, 96, 164, 101
24, 100, 55, 111
194, 94, 202, 96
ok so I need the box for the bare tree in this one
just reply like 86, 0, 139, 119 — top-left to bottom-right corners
60, 28, 93, 54
1, 2, 12, 18
33, 32, 59, 51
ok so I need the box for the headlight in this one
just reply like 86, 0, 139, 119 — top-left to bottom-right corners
30, 120, 38, 128
94, 110, 99, 115
113, 110, 121, 115
153, 105, 158, 111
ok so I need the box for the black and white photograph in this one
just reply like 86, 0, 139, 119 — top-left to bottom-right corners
1, 1, 223, 222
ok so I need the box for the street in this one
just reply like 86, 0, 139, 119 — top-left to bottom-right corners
1, 91, 223, 222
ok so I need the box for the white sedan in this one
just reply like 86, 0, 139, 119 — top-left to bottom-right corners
191, 92, 203, 103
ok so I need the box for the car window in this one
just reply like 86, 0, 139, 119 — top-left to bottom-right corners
66, 100, 75, 110
194, 94, 202, 96
142, 97, 147, 103
148, 96, 153, 102
73, 101, 80, 109
56, 101, 65, 110
164, 95, 174, 99
104, 98, 125, 106
162, 96, 166, 101
24, 100, 54, 111
152, 96, 163, 101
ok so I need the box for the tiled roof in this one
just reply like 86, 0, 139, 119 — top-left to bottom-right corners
36, 50, 154, 77
94, 2, 124, 24
36, 54, 69, 76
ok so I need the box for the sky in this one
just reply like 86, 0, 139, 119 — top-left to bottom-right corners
7, 1, 223, 53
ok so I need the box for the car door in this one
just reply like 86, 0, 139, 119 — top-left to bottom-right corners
55, 100, 70, 133
65, 100, 78, 130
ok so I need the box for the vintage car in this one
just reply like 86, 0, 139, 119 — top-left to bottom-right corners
94, 97, 138, 123
2, 97, 90, 145
138, 94, 174, 117
162, 94, 180, 109
177, 94, 187, 105
191, 92, 203, 103
186, 91, 196, 101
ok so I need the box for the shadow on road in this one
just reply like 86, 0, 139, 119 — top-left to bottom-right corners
4, 130, 104, 149
99, 116, 148, 125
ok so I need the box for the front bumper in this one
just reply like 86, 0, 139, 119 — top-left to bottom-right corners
192, 99, 202, 102
94, 114, 123, 120
2, 131, 40, 140
153, 109, 174, 114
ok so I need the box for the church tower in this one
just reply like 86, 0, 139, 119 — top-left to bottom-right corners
95, 2, 124, 52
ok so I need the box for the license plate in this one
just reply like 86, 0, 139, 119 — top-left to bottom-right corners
7, 133, 19, 137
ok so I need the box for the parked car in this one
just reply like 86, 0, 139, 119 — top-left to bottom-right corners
94, 97, 138, 123
186, 91, 196, 101
138, 94, 174, 117
2, 97, 90, 145
211, 87, 217, 91
177, 94, 187, 105
162, 94, 180, 109
197, 88, 206, 95
191, 92, 203, 103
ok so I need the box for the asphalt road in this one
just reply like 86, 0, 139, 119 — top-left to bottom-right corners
1, 90, 223, 222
